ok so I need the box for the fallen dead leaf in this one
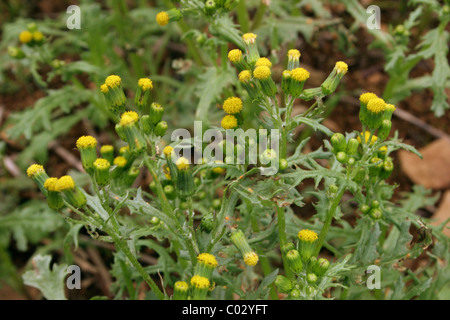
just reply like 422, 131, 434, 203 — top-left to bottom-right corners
399, 138, 450, 189
431, 190, 450, 237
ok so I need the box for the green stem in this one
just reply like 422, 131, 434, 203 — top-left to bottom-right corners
314, 186, 345, 256
109, 231, 165, 300
251, 2, 268, 30
277, 206, 294, 280
236, 0, 249, 33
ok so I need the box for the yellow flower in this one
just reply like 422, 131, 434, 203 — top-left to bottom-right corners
287, 49, 301, 60
176, 157, 190, 171
228, 49, 243, 63
119, 145, 129, 154
367, 98, 386, 114
297, 229, 318, 242
212, 160, 225, 174
55, 175, 75, 191
385, 103, 396, 113
100, 84, 109, 93
190, 275, 210, 289
357, 131, 378, 145
156, 11, 169, 26
255, 57, 272, 68
359, 92, 378, 105
94, 158, 110, 170
163, 146, 174, 157
44, 177, 59, 191
221, 115, 238, 129
26, 164, 44, 178
100, 145, 114, 153
290, 67, 310, 82
138, 78, 153, 91
222, 97, 243, 114
19, 30, 32, 43
244, 252, 259, 266
197, 253, 218, 267
174, 281, 189, 291
76, 135, 98, 150
113, 156, 127, 167
105, 75, 122, 88
238, 70, 251, 83
253, 65, 271, 80
335, 61, 348, 74
120, 111, 139, 126
242, 33, 257, 43
32, 31, 44, 42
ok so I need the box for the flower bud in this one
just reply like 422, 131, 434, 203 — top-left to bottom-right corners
44, 178, 64, 210
369, 208, 383, 220
150, 102, 164, 125
378, 119, 392, 141
156, 8, 182, 26
241, 33, 260, 64
330, 133, 346, 153
380, 157, 394, 179
204, 0, 216, 15
228, 49, 248, 72
26, 164, 49, 196
287, 49, 301, 71
173, 281, 189, 300
196, 253, 218, 279
297, 229, 318, 262
229, 229, 258, 266
164, 184, 176, 200
336, 151, 348, 164
275, 275, 294, 294
281, 242, 296, 255
175, 157, 195, 197
120, 111, 146, 151
190, 275, 210, 300
54, 175, 86, 208
365, 98, 386, 130
222, 97, 243, 115
307, 273, 318, 284
286, 249, 303, 274
313, 258, 330, 276
289, 68, 310, 97
154, 121, 168, 137
321, 61, 348, 95
281, 70, 292, 95
200, 212, 214, 233
359, 92, 378, 127
93, 158, 111, 187
253, 66, 277, 97
100, 145, 115, 165
135, 78, 153, 109
103, 75, 126, 113
76, 136, 98, 172
346, 138, 360, 156
8, 46, 25, 59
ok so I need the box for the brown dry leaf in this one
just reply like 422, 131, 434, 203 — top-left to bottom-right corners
431, 190, 450, 237
399, 138, 450, 189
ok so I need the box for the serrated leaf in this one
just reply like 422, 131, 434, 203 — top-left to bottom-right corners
288, 116, 333, 136
22, 254, 67, 300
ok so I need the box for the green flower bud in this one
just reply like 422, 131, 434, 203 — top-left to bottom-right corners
196, 253, 218, 279
298, 229, 318, 263
100, 145, 115, 165
281, 242, 296, 255
154, 121, 168, 137
205, 0, 216, 15
378, 119, 392, 141
279, 158, 289, 171
200, 212, 214, 233
26, 164, 49, 196
150, 103, 164, 125
212, 198, 222, 210
369, 157, 383, 177
307, 273, 318, 284
289, 288, 301, 299
44, 178, 64, 210
346, 138, 360, 156
164, 184, 176, 200
230, 229, 259, 266
175, 157, 195, 198
140, 115, 153, 134
361, 204, 371, 214
331, 133, 346, 153
281, 70, 292, 95
76, 136, 98, 173
173, 281, 189, 300
369, 208, 382, 220
93, 158, 111, 187
313, 258, 330, 276
380, 157, 394, 179
336, 151, 348, 164
286, 249, 303, 274
275, 275, 294, 294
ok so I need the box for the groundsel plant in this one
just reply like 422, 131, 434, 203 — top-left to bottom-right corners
26, 32, 444, 300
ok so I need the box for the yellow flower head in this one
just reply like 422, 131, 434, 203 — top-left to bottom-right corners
335, 61, 348, 74
253, 65, 271, 80
228, 49, 243, 63
212, 160, 225, 174
163, 146, 174, 157
176, 157, 190, 171
255, 57, 272, 68
27, 164, 45, 178
113, 156, 127, 167
244, 252, 259, 266
19, 30, 32, 43
379, 146, 388, 155
190, 275, 210, 289
221, 115, 238, 130
291, 67, 310, 82
55, 175, 75, 191
32, 31, 44, 42
100, 145, 114, 153
359, 92, 378, 105
357, 131, 378, 145
242, 33, 257, 43
100, 84, 109, 93
298, 229, 318, 242
367, 98, 386, 114
119, 146, 129, 154
138, 78, 153, 91
94, 158, 111, 170
44, 177, 58, 191
238, 70, 251, 83
197, 253, 218, 267
76, 135, 98, 150
288, 49, 301, 60
120, 111, 139, 126
156, 11, 169, 26
105, 75, 122, 88
222, 97, 243, 115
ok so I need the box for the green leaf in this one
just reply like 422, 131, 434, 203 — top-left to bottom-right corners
22, 254, 68, 300
288, 116, 333, 136
194, 66, 235, 124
